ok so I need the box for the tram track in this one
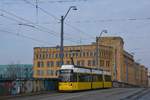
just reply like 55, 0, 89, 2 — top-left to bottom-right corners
4, 88, 144, 100
120, 88, 149, 100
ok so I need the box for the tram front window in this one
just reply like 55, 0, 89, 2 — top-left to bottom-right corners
60, 69, 73, 82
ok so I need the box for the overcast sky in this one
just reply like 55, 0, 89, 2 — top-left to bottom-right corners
0, 0, 150, 68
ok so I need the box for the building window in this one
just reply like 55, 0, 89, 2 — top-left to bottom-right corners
51, 54, 54, 58
56, 61, 61, 67
46, 53, 48, 59
66, 61, 70, 64
65, 53, 68, 58
42, 54, 45, 59
34, 54, 38, 59
47, 70, 52, 75
51, 61, 54, 67
77, 61, 80, 66
93, 60, 96, 66
87, 52, 89, 57
90, 52, 93, 56
94, 52, 96, 56
83, 52, 85, 57
100, 60, 104, 67
76, 53, 78, 57
48, 54, 51, 58
37, 70, 40, 75
55, 54, 57, 58
41, 70, 44, 76
47, 61, 54, 67
56, 53, 59, 58
81, 60, 85, 66
37, 70, 44, 76
88, 60, 91, 66
56, 70, 59, 76
37, 61, 44, 67
39, 54, 42, 59
79, 52, 82, 57
69, 53, 71, 58
106, 61, 110, 67
53, 70, 57, 76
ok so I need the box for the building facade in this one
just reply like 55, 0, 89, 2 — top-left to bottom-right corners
148, 70, 150, 87
33, 44, 113, 79
98, 37, 148, 87
33, 36, 148, 87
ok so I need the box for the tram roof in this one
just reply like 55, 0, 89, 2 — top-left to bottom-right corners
61, 65, 111, 75
61, 65, 103, 70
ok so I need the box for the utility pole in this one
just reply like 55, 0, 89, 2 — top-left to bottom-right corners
60, 16, 64, 66
96, 30, 107, 69
60, 6, 77, 66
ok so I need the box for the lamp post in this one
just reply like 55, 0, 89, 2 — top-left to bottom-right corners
60, 6, 77, 66
96, 30, 108, 69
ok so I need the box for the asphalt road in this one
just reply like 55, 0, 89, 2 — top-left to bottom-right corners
4, 88, 150, 100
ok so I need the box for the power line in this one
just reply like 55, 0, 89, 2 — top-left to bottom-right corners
0, 9, 58, 36
64, 22, 95, 39
71, 17, 150, 24
0, 9, 81, 44
23, 0, 95, 40
1, 0, 89, 5
0, 29, 54, 45
0, 13, 22, 23
23, 0, 59, 20
35, 0, 39, 24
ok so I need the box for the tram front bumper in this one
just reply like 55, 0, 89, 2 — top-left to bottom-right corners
59, 82, 74, 91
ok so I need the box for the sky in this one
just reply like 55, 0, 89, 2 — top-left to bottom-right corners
0, 0, 150, 68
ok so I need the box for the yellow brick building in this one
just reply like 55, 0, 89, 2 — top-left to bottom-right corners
33, 36, 148, 87
98, 37, 124, 82
33, 44, 113, 79
98, 36, 148, 87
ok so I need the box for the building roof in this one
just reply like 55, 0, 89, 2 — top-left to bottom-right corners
34, 43, 113, 49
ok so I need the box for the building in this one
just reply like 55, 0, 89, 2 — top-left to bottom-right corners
0, 64, 33, 80
97, 37, 124, 82
98, 37, 148, 87
148, 70, 150, 87
123, 51, 135, 85
33, 44, 114, 78
33, 36, 148, 87
140, 65, 148, 87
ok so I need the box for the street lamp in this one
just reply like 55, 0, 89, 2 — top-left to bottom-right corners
18, 23, 35, 28
60, 6, 77, 66
96, 30, 108, 68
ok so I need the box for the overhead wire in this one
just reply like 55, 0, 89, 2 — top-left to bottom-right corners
35, 0, 39, 24
1, 0, 89, 5
72, 17, 150, 24
23, 0, 95, 40
0, 9, 58, 36
0, 9, 81, 44
23, 0, 59, 20
0, 29, 54, 45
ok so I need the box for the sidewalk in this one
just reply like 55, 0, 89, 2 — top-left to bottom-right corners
1, 91, 57, 100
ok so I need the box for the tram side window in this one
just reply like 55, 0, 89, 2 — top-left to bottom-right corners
104, 75, 111, 82
78, 73, 91, 82
93, 74, 103, 82
73, 73, 77, 82
92, 75, 98, 82
98, 75, 103, 81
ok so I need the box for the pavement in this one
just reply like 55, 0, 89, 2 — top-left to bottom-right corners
1, 88, 150, 100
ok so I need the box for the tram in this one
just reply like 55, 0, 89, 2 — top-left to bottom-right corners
58, 65, 112, 92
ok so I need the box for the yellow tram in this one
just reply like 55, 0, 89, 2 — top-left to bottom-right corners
59, 65, 112, 92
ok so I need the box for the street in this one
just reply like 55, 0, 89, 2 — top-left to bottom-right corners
3, 88, 150, 100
